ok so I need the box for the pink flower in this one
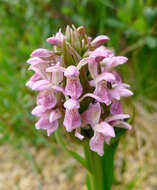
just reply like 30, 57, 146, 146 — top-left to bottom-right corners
101, 56, 128, 72
31, 48, 53, 58
63, 99, 81, 132
110, 83, 133, 100
47, 31, 64, 47
90, 122, 115, 156
110, 100, 123, 115
37, 90, 57, 109
91, 35, 110, 48
35, 109, 61, 136
26, 73, 41, 88
82, 102, 101, 126
64, 66, 82, 99
26, 26, 133, 156
105, 114, 131, 130
46, 63, 64, 85
94, 82, 112, 105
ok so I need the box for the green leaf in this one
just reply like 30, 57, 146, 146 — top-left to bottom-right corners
55, 128, 90, 172
133, 18, 147, 32
145, 36, 157, 48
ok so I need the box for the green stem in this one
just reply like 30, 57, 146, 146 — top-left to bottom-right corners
55, 128, 91, 172
84, 140, 119, 190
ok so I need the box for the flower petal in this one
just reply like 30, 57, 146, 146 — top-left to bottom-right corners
64, 99, 80, 109
27, 57, 49, 65
91, 35, 110, 48
110, 100, 123, 115
82, 102, 101, 125
95, 72, 115, 83
31, 48, 52, 58
47, 120, 59, 136
75, 128, 84, 140
37, 90, 56, 109
113, 121, 132, 130
32, 105, 46, 116
32, 80, 51, 91
89, 132, 105, 156
64, 66, 79, 77
94, 122, 115, 137
105, 114, 130, 122
63, 109, 81, 132
49, 109, 61, 123
65, 77, 82, 99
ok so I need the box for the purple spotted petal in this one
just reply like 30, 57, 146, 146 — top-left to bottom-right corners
65, 77, 82, 99
110, 100, 123, 115
63, 109, 81, 132
49, 109, 61, 123
94, 82, 112, 105
47, 120, 59, 136
82, 102, 101, 125
37, 90, 56, 109
89, 132, 106, 156
94, 122, 115, 138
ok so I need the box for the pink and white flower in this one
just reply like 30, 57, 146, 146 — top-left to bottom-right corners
26, 26, 133, 155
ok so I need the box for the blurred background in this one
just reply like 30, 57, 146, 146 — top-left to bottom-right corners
0, 0, 157, 189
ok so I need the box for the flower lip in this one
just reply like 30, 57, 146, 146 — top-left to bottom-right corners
64, 99, 80, 109
94, 122, 115, 137
64, 66, 79, 77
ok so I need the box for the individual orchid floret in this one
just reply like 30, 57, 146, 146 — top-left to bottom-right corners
64, 66, 82, 99
105, 114, 131, 130
110, 83, 133, 100
36, 90, 57, 109
87, 46, 114, 79
101, 56, 128, 72
90, 35, 110, 49
90, 122, 115, 156
46, 63, 64, 85
36, 115, 58, 136
63, 99, 81, 132
47, 30, 64, 47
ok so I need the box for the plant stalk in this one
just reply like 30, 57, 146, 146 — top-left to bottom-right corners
84, 140, 119, 190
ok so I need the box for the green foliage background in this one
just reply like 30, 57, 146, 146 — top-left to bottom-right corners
0, 0, 157, 148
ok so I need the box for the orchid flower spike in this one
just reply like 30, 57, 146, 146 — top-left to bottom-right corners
26, 25, 133, 156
